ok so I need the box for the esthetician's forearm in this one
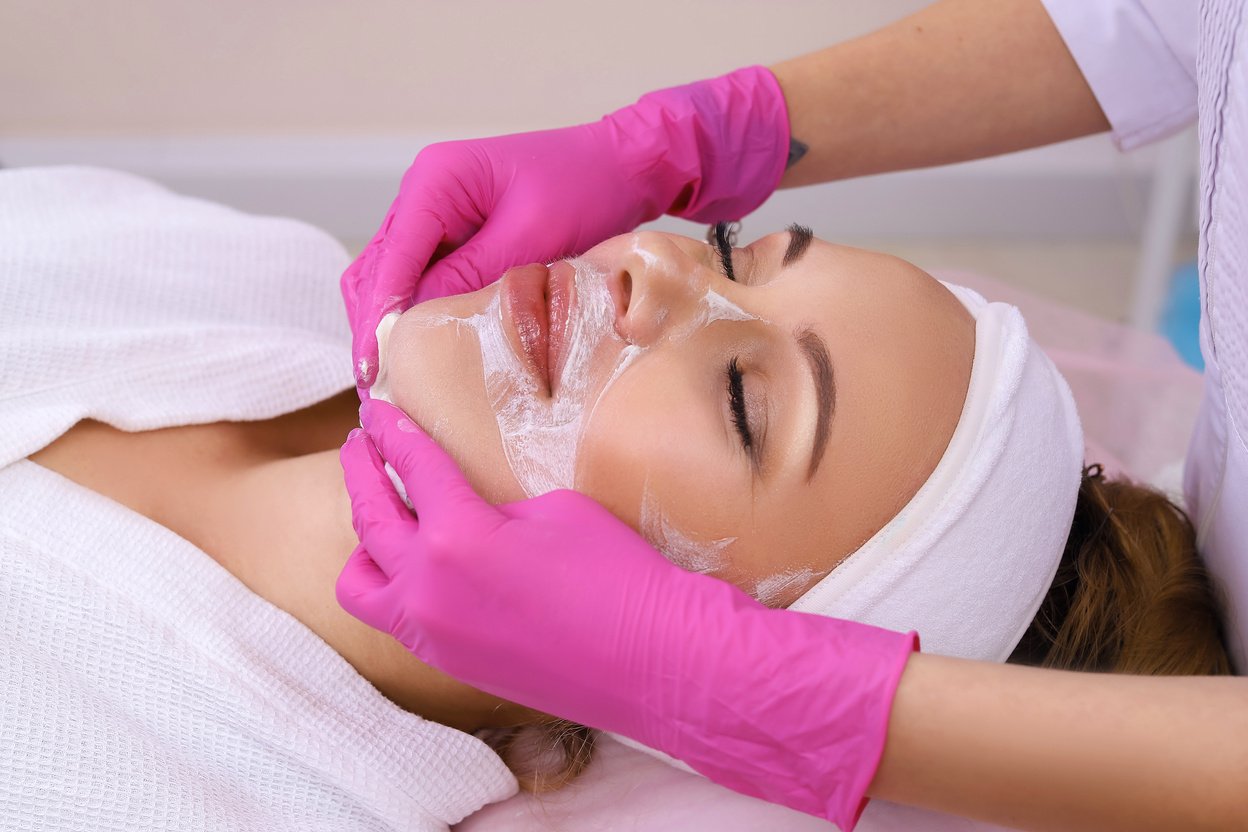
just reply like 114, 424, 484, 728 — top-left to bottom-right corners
771, 0, 1110, 188
871, 653, 1248, 831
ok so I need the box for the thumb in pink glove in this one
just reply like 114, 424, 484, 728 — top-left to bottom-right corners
338, 400, 917, 830
342, 65, 790, 393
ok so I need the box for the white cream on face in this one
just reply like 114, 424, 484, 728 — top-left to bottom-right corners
638, 486, 735, 575
700, 288, 755, 325
374, 261, 625, 498
474, 259, 629, 497
751, 568, 820, 607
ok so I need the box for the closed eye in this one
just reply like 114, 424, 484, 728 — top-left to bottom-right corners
727, 356, 754, 456
710, 221, 737, 282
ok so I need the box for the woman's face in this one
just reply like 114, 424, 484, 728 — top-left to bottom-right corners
381, 229, 974, 606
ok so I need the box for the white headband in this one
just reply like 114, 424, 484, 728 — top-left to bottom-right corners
790, 283, 1084, 662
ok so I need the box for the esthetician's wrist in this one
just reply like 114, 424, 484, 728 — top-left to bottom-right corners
635, 578, 918, 831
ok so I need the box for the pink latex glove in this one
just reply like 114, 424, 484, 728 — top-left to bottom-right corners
338, 401, 918, 831
341, 65, 789, 392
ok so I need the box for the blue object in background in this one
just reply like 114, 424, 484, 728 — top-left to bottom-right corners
1160, 259, 1205, 371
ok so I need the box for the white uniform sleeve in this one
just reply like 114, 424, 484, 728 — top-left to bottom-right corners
1041, 0, 1197, 150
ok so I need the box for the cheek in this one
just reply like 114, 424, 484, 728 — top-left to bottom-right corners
575, 355, 748, 553
383, 305, 526, 505
727, 478, 852, 606
572, 353, 837, 607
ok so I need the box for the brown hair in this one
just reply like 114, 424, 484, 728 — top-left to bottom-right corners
1010, 464, 1233, 675
483, 717, 596, 793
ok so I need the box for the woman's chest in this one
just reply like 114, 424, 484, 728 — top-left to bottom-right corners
26, 391, 359, 574
29, 419, 280, 567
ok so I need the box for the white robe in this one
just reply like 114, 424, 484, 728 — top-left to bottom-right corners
0, 167, 518, 831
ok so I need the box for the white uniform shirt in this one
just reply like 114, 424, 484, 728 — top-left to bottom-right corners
1042, 0, 1248, 670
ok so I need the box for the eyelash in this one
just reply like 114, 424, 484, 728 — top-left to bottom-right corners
711, 221, 737, 282
726, 356, 754, 455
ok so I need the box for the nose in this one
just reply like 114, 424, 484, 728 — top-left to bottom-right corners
611, 232, 719, 346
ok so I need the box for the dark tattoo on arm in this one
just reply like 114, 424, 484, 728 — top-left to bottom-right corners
786, 138, 809, 170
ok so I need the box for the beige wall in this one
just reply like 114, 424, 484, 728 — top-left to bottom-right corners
3, 0, 929, 136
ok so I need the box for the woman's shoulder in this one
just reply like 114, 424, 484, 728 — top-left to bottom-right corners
0, 166, 354, 467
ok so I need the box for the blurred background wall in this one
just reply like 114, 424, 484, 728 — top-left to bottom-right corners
2, 0, 1197, 323
4, 1, 931, 135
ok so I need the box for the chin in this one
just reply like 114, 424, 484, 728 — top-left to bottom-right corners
381, 290, 528, 506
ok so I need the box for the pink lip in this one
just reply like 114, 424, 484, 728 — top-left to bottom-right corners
501, 261, 576, 393
546, 261, 575, 388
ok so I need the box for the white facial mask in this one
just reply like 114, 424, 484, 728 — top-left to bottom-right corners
373, 260, 631, 497
477, 259, 625, 496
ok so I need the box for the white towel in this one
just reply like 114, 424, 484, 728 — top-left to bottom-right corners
0, 167, 518, 831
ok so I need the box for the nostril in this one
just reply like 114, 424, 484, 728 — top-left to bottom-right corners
609, 270, 633, 341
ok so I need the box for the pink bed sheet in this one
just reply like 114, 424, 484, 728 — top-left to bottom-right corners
456, 271, 1205, 832
944, 270, 1204, 490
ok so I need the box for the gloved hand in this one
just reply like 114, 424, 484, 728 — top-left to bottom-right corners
342, 65, 790, 392
338, 400, 918, 831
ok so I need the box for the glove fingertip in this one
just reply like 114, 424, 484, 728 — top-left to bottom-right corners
341, 427, 418, 547
340, 426, 381, 470
336, 545, 391, 612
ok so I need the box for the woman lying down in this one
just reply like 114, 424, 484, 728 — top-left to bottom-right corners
0, 167, 1230, 831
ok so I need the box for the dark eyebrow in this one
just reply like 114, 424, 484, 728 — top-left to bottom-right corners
782, 223, 814, 267
796, 327, 835, 481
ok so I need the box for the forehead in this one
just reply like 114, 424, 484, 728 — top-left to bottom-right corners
745, 238, 974, 399
763, 238, 945, 311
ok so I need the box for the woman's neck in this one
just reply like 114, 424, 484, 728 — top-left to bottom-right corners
255, 441, 535, 735
30, 390, 533, 734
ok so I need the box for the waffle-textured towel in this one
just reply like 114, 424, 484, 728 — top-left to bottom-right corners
0, 167, 518, 831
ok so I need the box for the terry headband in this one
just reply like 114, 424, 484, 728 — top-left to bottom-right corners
790, 283, 1085, 662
